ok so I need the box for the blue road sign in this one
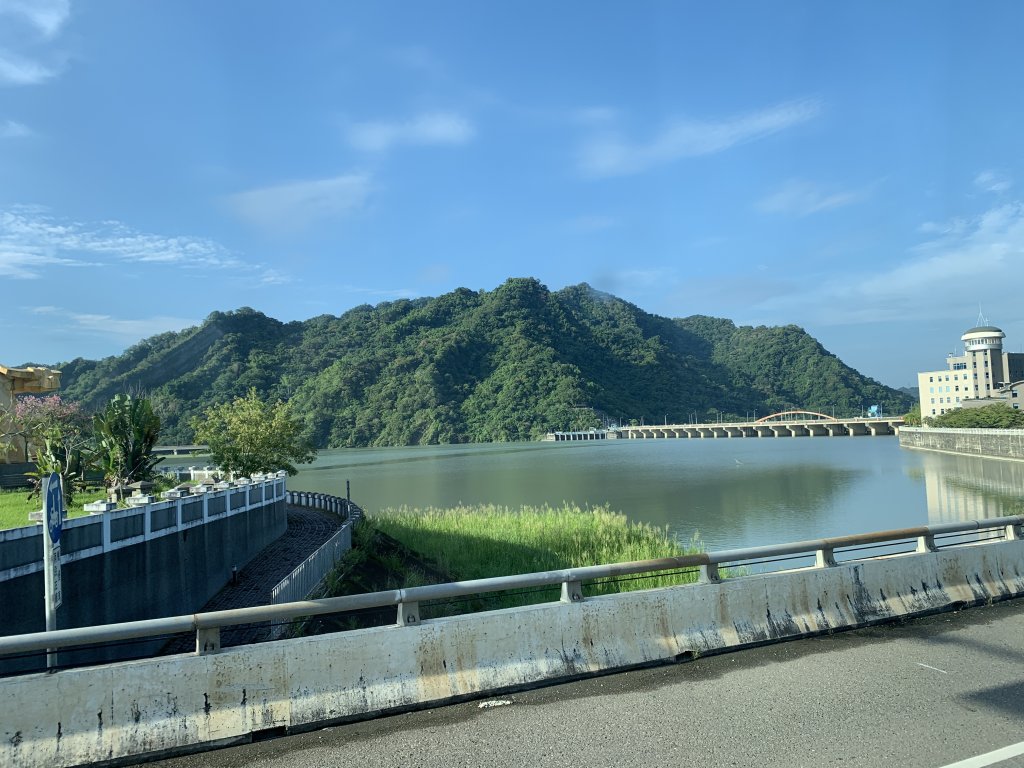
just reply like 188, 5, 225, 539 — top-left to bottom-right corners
44, 472, 63, 545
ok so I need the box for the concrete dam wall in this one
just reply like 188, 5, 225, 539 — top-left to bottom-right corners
899, 426, 1024, 461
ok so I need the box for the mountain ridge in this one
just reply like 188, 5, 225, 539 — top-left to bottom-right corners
55, 278, 912, 446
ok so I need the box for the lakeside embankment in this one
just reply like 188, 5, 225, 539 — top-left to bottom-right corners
899, 426, 1024, 461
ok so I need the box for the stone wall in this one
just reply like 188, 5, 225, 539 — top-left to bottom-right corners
899, 426, 1024, 461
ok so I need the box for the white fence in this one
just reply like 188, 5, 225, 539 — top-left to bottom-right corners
269, 493, 362, 637
0, 472, 289, 583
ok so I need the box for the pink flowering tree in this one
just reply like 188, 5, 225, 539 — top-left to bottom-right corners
10, 395, 94, 506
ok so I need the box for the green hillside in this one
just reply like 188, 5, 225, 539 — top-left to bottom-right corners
57, 278, 912, 447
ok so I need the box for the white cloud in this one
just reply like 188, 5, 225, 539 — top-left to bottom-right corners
0, 246, 90, 279
0, 119, 30, 137
573, 107, 618, 125
340, 284, 417, 299
754, 201, 1024, 327
0, 0, 70, 38
258, 268, 292, 285
26, 305, 198, 341
227, 173, 372, 232
0, 206, 273, 278
974, 169, 1012, 194
567, 215, 619, 232
0, 50, 57, 85
757, 179, 869, 216
578, 99, 821, 178
348, 112, 475, 152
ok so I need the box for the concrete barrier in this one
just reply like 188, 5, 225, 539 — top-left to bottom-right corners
900, 426, 1024, 461
3, 537, 1024, 768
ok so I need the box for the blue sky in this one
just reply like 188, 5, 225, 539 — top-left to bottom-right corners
3, 1, 1023, 387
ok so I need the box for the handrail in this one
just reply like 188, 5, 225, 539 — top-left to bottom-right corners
1, 514, 1021, 658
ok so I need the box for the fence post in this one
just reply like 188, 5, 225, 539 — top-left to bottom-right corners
815, 547, 836, 568
397, 601, 420, 625
560, 580, 584, 603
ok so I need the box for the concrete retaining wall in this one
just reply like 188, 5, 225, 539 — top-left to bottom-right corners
899, 426, 1024, 461
0, 478, 288, 673
4, 538, 1024, 768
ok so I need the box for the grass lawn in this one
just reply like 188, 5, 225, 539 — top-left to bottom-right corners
0, 488, 108, 531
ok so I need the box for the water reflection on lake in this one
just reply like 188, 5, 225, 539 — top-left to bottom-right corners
291, 437, 1023, 551
911, 450, 1024, 524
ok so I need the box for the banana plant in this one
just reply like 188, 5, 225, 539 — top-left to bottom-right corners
93, 393, 161, 502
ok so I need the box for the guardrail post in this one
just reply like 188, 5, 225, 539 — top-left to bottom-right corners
397, 601, 420, 626
560, 580, 584, 603
699, 563, 720, 583
815, 547, 837, 568
916, 534, 938, 553
196, 627, 220, 655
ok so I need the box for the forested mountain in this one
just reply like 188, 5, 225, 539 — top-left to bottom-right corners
56, 278, 912, 446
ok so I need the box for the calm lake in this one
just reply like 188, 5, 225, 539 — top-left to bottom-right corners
290, 437, 1024, 551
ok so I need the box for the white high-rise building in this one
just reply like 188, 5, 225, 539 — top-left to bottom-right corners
917, 325, 1024, 419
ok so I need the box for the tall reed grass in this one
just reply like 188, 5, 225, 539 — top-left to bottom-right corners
371, 503, 703, 611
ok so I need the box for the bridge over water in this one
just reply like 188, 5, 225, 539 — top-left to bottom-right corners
547, 410, 904, 441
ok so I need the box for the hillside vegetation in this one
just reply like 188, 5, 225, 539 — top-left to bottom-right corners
56, 278, 911, 447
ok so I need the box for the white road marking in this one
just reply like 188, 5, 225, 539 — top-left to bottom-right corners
915, 662, 948, 674
940, 740, 1024, 768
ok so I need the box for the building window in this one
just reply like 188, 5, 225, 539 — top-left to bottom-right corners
929, 387, 934, 393
930, 376, 934, 382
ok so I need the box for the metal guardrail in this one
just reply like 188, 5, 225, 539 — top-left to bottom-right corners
1, 515, 1021, 659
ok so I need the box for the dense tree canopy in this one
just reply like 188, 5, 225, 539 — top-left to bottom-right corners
928, 403, 1024, 429
57, 279, 913, 448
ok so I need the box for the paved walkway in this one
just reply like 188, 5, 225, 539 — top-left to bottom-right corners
165, 506, 343, 651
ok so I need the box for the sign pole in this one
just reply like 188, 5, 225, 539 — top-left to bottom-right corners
42, 472, 63, 671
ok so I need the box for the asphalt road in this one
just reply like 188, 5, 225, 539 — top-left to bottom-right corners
151, 598, 1024, 768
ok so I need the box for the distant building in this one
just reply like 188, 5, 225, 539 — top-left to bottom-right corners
917, 325, 1024, 419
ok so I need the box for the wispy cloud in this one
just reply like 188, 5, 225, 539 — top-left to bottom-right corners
567, 214, 620, 232
28, 305, 198, 341
0, 119, 30, 138
754, 201, 1024, 327
0, 206, 253, 279
974, 169, 1012, 194
227, 173, 372, 233
757, 179, 870, 216
0, 247, 91, 279
348, 112, 475, 152
340, 284, 418, 300
578, 99, 821, 178
0, 0, 70, 38
0, 50, 58, 85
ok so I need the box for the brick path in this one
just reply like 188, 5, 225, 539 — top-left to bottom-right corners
164, 506, 343, 652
